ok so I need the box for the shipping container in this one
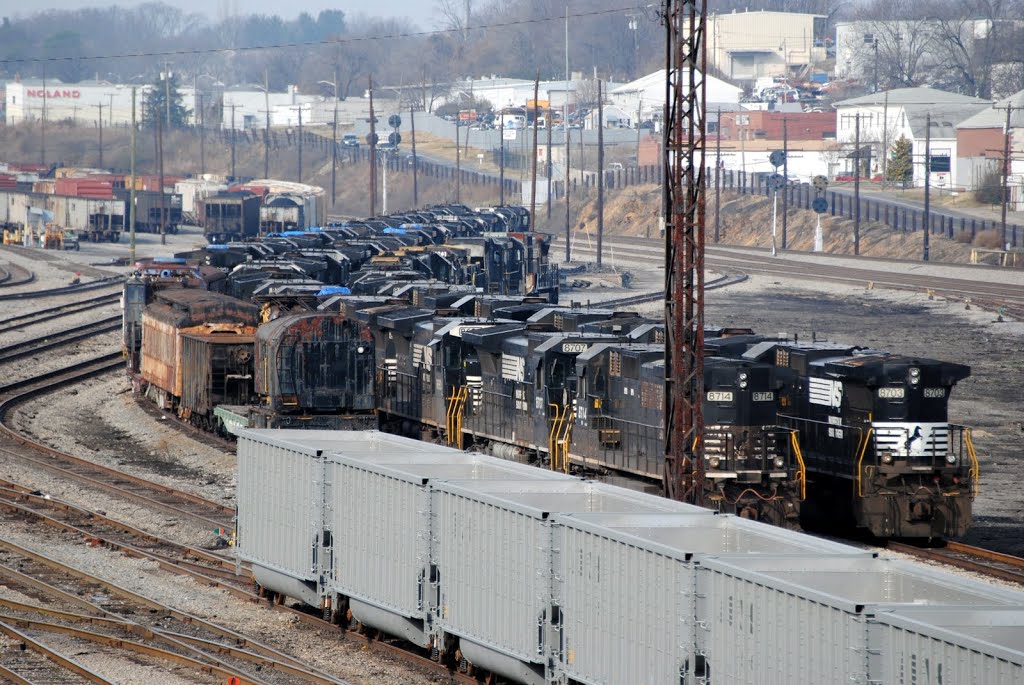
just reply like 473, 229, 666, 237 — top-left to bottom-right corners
550, 512, 865, 685
431, 480, 699, 685
695, 556, 1024, 685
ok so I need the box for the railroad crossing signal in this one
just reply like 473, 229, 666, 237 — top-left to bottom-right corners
769, 150, 786, 168
365, 133, 379, 146
388, 131, 402, 145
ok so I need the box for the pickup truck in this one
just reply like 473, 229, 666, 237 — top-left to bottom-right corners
342, 133, 360, 148
62, 229, 80, 251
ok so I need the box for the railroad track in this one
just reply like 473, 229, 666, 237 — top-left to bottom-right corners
597, 274, 749, 308
0, 293, 121, 336
888, 541, 1024, 586
0, 536, 352, 685
0, 316, 122, 364
0, 276, 124, 301
0, 261, 35, 288
564, 239, 1024, 310
0, 352, 235, 531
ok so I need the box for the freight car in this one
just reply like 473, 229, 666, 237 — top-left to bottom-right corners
137, 288, 259, 423
198, 191, 261, 243
0, 190, 124, 242
744, 340, 977, 539
115, 188, 182, 234
236, 429, 1024, 685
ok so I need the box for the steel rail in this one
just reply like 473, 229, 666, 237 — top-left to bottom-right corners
0, 317, 122, 364
0, 488, 246, 587
0, 293, 121, 334
0, 538, 350, 684
0, 617, 277, 685
596, 274, 748, 309
0, 620, 111, 684
887, 541, 1024, 586
0, 353, 235, 530
0, 261, 36, 289
0, 276, 124, 301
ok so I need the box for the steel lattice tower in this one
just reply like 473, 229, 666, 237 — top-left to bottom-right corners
662, 0, 706, 504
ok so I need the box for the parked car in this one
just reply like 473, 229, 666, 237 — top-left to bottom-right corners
342, 134, 360, 148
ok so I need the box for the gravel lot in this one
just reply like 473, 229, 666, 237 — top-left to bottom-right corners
2, 226, 1023, 682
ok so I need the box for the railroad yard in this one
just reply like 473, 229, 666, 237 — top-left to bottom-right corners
1, 224, 1024, 682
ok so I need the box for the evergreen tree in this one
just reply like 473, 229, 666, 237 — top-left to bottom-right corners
887, 136, 913, 186
143, 72, 191, 129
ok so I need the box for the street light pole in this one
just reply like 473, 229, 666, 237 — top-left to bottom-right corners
923, 113, 931, 262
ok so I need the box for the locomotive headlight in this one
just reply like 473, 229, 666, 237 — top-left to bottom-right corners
881, 452, 894, 464
738, 372, 748, 381
357, 346, 366, 354
739, 380, 748, 389
709, 457, 721, 469
945, 454, 957, 464
773, 457, 785, 469
909, 367, 921, 385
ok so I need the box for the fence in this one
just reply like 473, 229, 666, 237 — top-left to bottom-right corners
188, 127, 1024, 246
715, 168, 1022, 249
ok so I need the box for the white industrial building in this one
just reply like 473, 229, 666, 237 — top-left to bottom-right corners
436, 76, 583, 112
5, 79, 149, 126
833, 87, 991, 187
708, 11, 827, 81
609, 69, 742, 123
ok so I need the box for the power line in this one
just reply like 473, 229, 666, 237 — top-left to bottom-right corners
0, 6, 644, 66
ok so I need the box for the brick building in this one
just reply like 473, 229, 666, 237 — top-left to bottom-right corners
718, 110, 835, 142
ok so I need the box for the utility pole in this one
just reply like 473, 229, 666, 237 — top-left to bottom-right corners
107, 93, 114, 126
565, 2, 571, 261
881, 91, 890, 187
499, 121, 506, 205
854, 113, 861, 256
565, 125, 571, 261
530, 73, 540, 226
264, 70, 271, 179
198, 94, 205, 176
455, 120, 462, 202
636, 94, 643, 170
597, 78, 604, 267
714, 107, 721, 243
1000, 104, 1014, 249
229, 104, 237, 180
410, 105, 419, 207
130, 87, 137, 265
297, 106, 304, 183
331, 104, 338, 206
664, 0, 706, 505
368, 75, 377, 217
163, 63, 172, 128
546, 104, 553, 221
95, 103, 104, 169
782, 117, 788, 249
923, 112, 931, 262
157, 112, 166, 245
41, 67, 46, 167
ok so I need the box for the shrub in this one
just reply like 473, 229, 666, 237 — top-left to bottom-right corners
974, 168, 1004, 205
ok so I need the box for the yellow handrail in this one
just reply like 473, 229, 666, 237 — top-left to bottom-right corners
855, 427, 874, 498
559, 411, 576, 474
789, 431, 807, 500
456, 387, 468, 449
548, 403, 565, 471
964, 428, 980, 498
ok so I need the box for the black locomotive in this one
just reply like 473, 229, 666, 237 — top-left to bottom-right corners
122, 206, 978, 540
